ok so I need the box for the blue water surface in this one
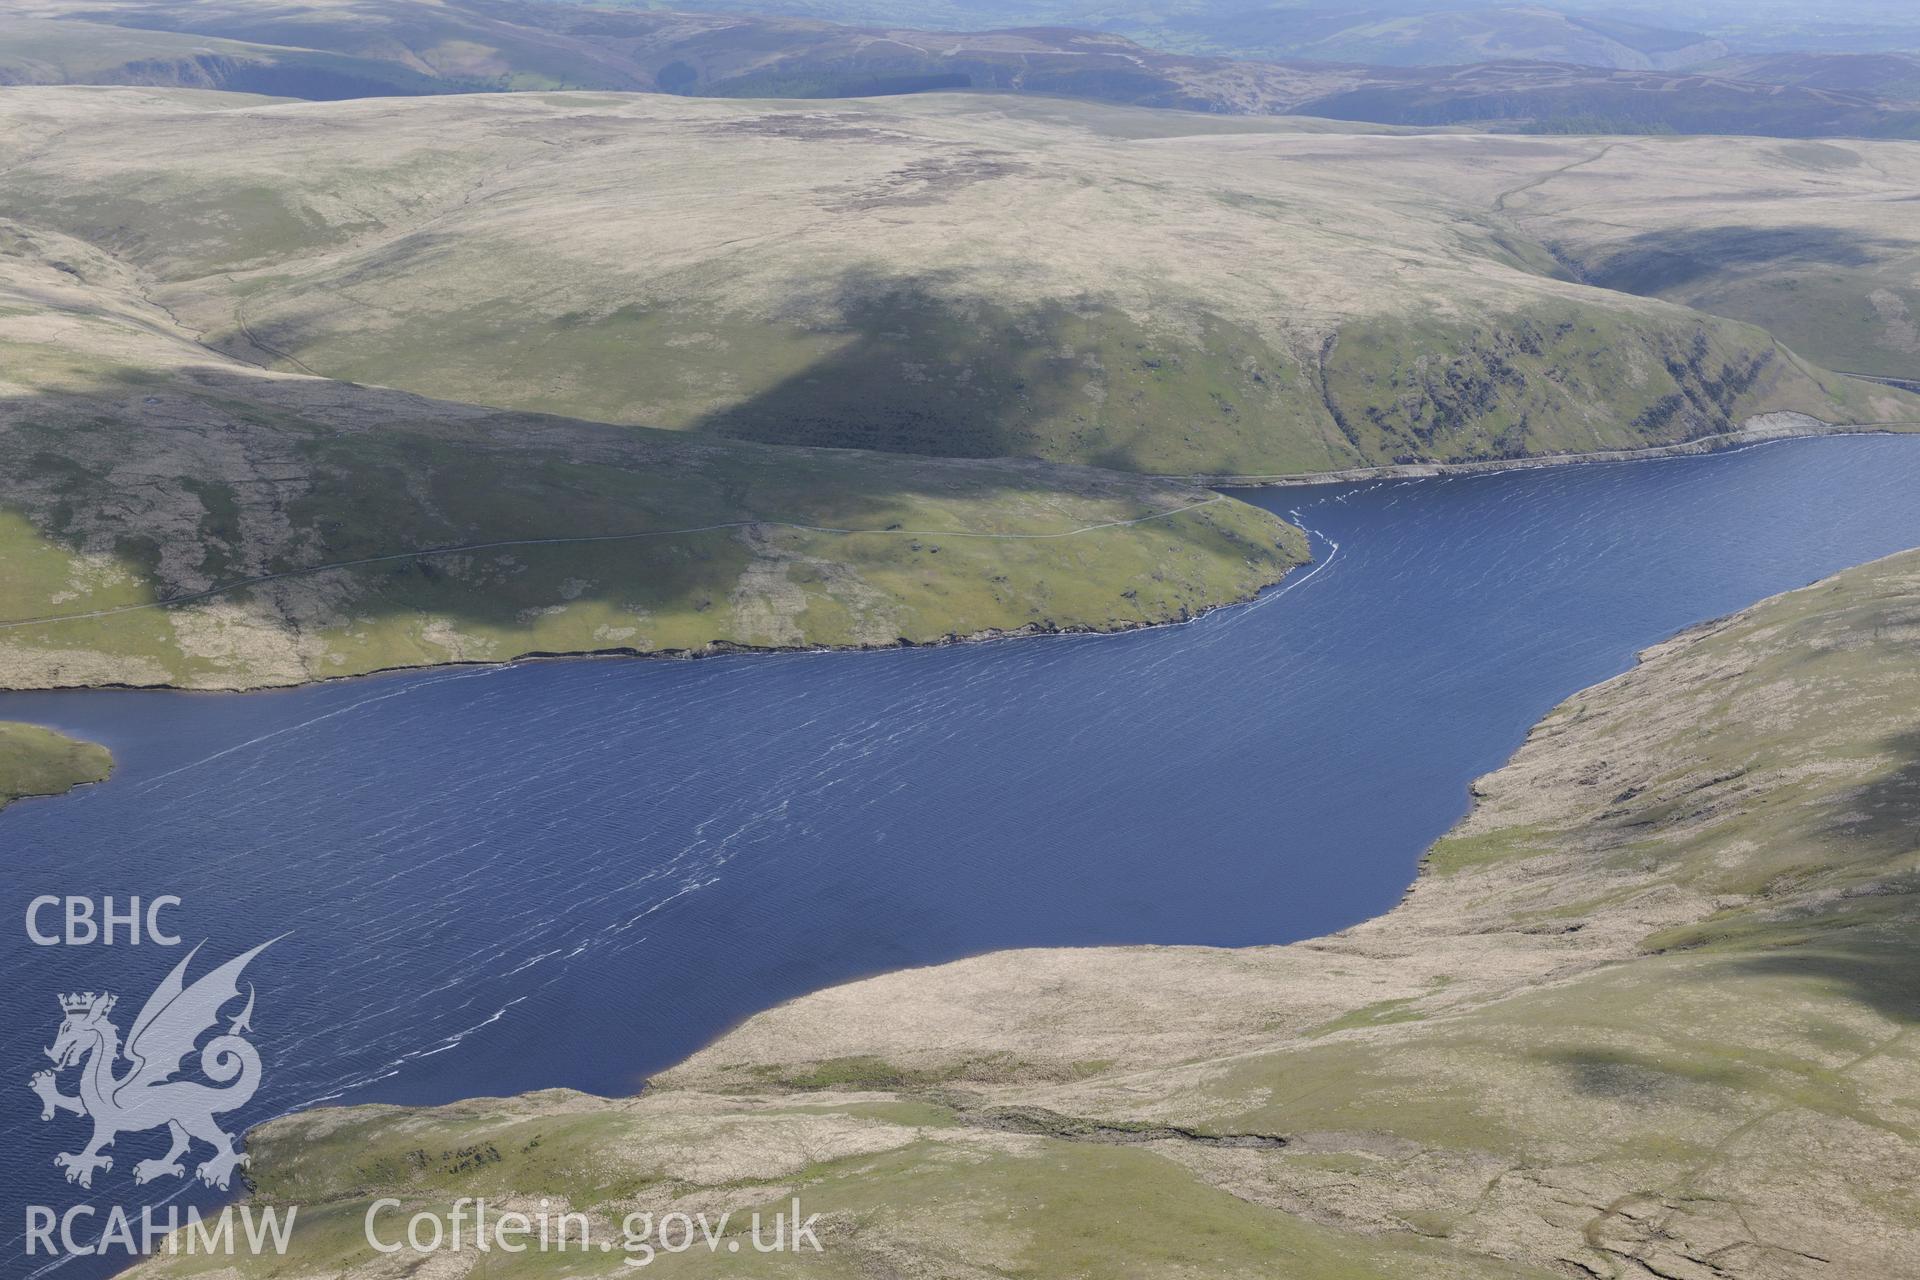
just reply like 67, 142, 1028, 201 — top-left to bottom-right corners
4, 433, 1919, 1276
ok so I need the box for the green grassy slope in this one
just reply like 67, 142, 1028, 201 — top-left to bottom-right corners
1, 88, 1909, 483
129, 550, 1920, 1279
1202, 5, 1727, 70
1502, 135, 1920, 383
0, 721, 110, 809
0, 15, 464, 98
0, 0, 654, 94
0, 191, 1304, 690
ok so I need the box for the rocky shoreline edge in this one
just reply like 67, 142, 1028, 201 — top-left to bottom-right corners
0, 562, 1301, 696
1174, 412, 1915, 488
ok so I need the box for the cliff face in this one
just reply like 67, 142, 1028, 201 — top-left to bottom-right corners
133, 549, 1920, 1278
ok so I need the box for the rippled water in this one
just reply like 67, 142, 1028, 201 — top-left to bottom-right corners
5, 433, 1920, 1275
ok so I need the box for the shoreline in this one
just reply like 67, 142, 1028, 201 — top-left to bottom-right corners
5, 418, 1916, 698
1172, 414, 1916, 488
0, 563, 1303, 698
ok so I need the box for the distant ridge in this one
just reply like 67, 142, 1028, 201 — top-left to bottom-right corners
2, 0, 1918, 138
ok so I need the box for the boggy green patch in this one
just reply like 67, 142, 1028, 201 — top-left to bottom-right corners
747, 1051, 1088, 1092
13, 179, 352, 279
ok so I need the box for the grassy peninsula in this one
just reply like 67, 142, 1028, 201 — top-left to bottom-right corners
127, 549, 1920, 1279
0, 721, 110, 809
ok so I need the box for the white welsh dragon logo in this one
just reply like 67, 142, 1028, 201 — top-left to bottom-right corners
30, 939, 276, 1191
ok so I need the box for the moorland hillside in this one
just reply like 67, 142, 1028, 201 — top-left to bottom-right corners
3, 88, 1911, 481
4, 0, 1918, 138
0, 101, 1303, 690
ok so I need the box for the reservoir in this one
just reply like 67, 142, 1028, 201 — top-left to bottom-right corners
5, 432, 1920, 1271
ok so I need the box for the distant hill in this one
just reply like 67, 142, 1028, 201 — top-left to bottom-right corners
1707, 51, 1920, 101
1167, 4, 1729, 71
4, 0, 1920, 139
0, 0, 662, 95
1292, 59, 1920, 138
0, 12, 462, 97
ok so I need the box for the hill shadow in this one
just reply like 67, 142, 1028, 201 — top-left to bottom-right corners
1817, 727, 1920, 863
0, 358, 1279, 670
690, 272, 1102, 461
1711, 726, 1920, 1027
1582, 224, 1914, 295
